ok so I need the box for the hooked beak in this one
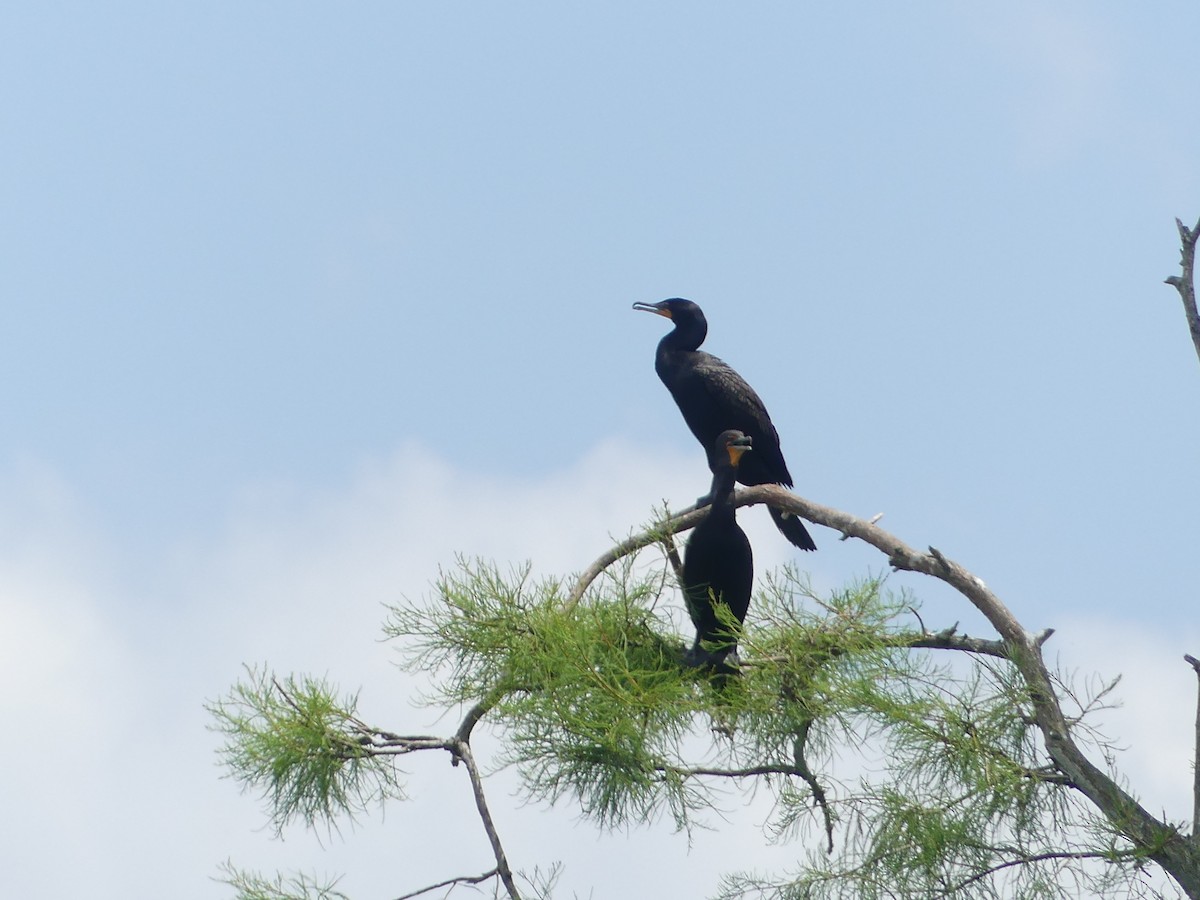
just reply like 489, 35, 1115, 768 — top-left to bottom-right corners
632, 301, 672, 319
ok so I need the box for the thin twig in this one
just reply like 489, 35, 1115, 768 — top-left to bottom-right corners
841, 512, 883, 540
904, 629, 1008, 658
794, 719, 835, 854
936, 849, 1137, 896
662, 530, 686, 589
657, 762, 814, 779
390, 867, 500, 900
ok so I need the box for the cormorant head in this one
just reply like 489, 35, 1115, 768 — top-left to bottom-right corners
632, 297, 703, 319
631, 298, 708, 346
716, 430, 752, 469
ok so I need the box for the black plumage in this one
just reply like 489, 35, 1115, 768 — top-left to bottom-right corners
682, 430, 755, 670
632, 297, 816, 551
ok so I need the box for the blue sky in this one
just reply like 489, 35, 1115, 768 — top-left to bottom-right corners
3, 4, 1200, 897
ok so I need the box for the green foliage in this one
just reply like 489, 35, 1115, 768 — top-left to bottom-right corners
207, 666, 402, 834
215, 862, 349, 900
385, 557, 1166, 897
215, 549, 1174, 899
388, 555, 706, 829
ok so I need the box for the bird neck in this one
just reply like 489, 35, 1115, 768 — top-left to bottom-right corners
708, 466, 738, 515
658, 316, 706, 355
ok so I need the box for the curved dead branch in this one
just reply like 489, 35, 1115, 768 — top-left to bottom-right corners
564, 484, 1200, 894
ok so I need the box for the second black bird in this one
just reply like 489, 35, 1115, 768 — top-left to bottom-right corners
682, 430, 755, 671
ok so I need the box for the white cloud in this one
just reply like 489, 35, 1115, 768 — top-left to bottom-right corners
0, 465, 143, 894
0, 441, 723, 898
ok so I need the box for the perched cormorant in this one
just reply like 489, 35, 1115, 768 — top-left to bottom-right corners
682, 430, 755, 670
632, 297, 816, 551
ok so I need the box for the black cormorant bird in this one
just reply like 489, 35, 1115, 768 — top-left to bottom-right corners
683, 430, 755, 670
632, 297, 816, 551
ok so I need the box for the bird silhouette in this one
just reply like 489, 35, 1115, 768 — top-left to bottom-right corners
682, 430, 755, 670
633, 297, 815, 551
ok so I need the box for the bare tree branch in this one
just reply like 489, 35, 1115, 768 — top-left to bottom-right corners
794, 718, 835, 854
1166, 216, 1200, 368
657, 762, 815, 779
390, 867, 500, 900
343, 720, 521, 898
742, 627, 1017, 665
356, 736, 455, 756
936, 849, 1140, 897
1186, 653, 1200, 844
903, 626, 1009, 658
451, 738, 521, 899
